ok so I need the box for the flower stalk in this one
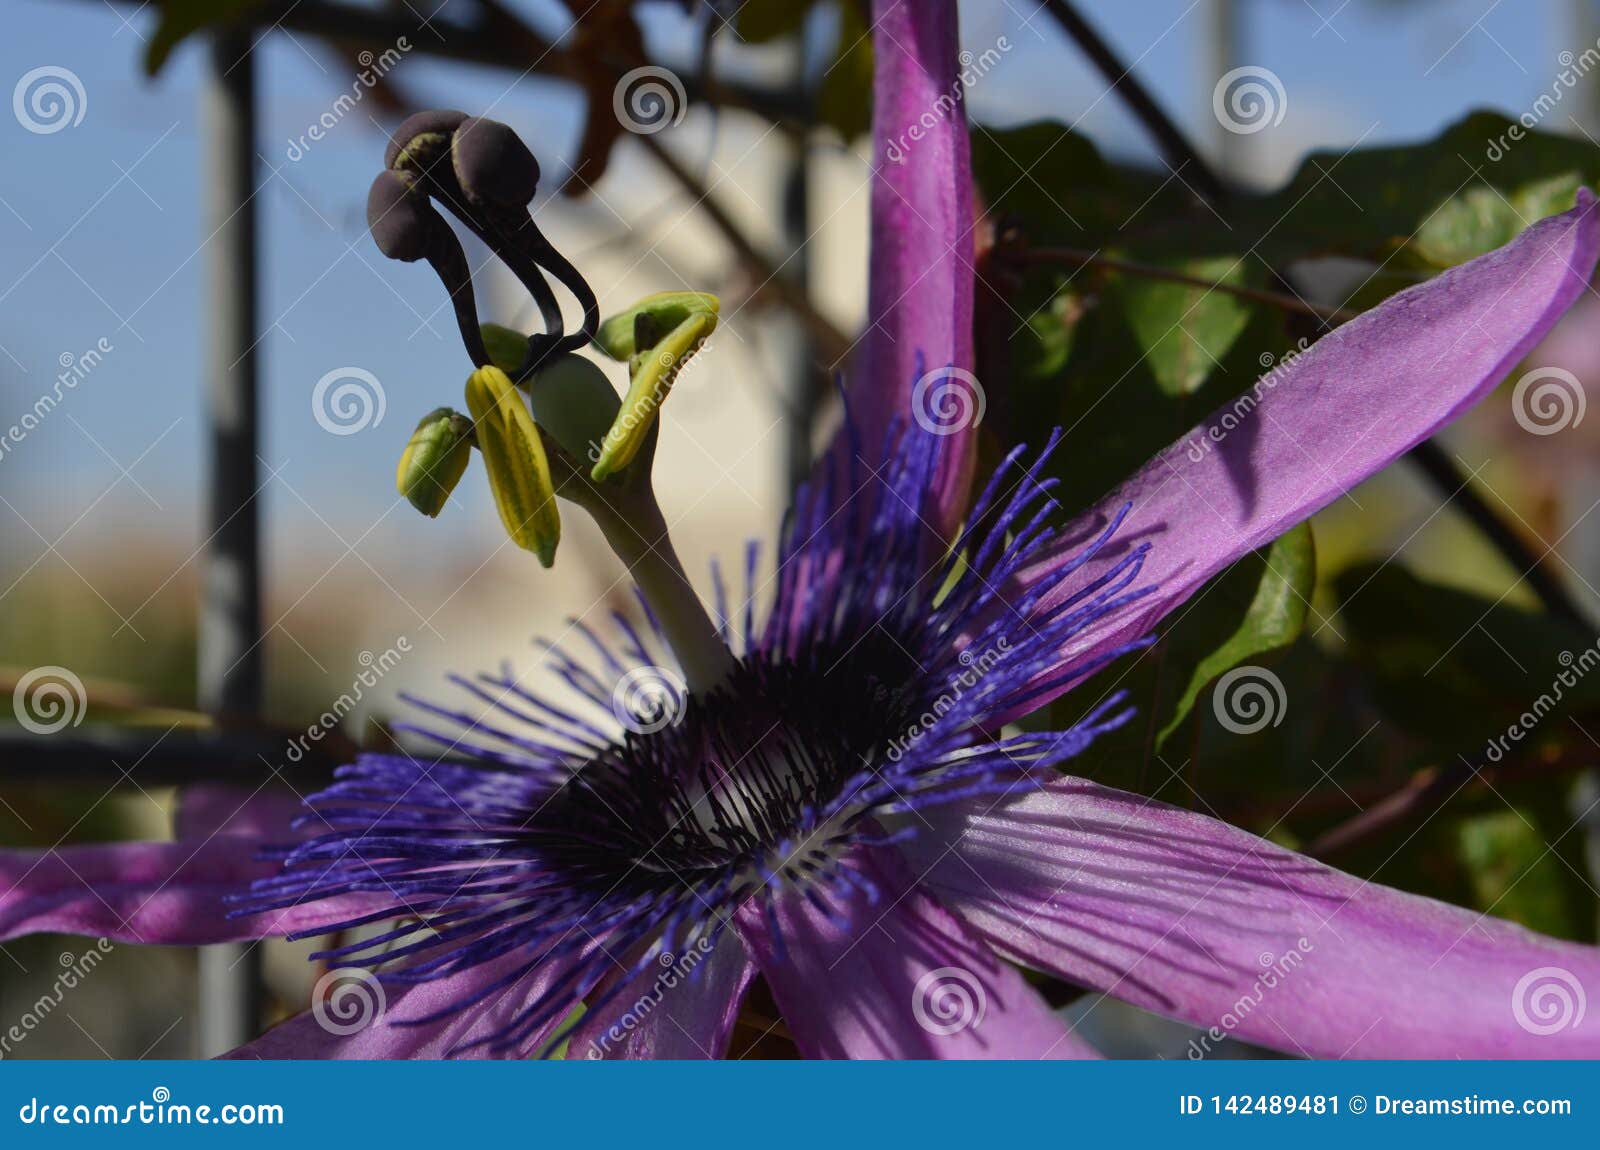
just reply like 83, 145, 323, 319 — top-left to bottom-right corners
579, 478, 736, 694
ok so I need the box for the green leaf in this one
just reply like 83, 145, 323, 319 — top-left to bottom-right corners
1156, 523, 1314, 747
1014, 282, 1088, 383
970, 121, 1142, 244
145, 0, 264, 76
1412, 173, 1583, 267
1008, 283, 1288, 519
1457, 810, 1578, 938
1114, 256, 1258, 397
970, 118, 1287, 512
1039, 527, 1334, 815
1242, 110, 1600, 269
974, 111, 1600, 276
1335, 563, 1600, 750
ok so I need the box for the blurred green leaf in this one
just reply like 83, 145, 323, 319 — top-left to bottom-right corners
1156, 523, 1314, 748
1335, 563, 1600, 750
976, 111, 1599, 272
972, 119, 1288, 511
1239, 111, 1599, 268
971, 120, 1161, 243
1014, 282, 1088, 383
1114, 256, 1258, 397
1008, 282, 1288, 518
1413, 173, 1584, 267
1456, 809, 1578, 939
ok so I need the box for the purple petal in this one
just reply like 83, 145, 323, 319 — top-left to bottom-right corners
825, 0, 976, 541
1003, 192, 1600, 707
736, 845, 1099, 1059
897, 777, 1600, 1058
224, 949, 580, 1060
174, 784, 308, 842
0, 838, 370, 945
563, 931, 755, 1060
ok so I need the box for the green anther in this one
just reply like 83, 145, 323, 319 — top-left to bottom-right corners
591, 291, 719, 481
595, 292, 719, 360
396, 407, 474, 518
464, 365, 561, 568
480, 322, 532, 375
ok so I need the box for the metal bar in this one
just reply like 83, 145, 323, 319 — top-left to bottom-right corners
197, 29, 263, 1058
0, 729, 349, 787
781, 136, 816, 494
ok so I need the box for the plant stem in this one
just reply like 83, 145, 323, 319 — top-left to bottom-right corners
1404, 440, 1590, 627
583, 483, 737, 694
637, 135, 851, 366
1020, 246, 1356, 322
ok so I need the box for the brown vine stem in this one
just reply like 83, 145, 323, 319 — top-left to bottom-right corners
635, 133, 852, 367
1020, 246, 1359, 323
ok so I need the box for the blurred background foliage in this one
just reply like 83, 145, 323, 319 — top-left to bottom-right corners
5, 0, 1600, 1057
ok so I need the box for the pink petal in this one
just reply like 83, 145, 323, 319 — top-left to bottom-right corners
736, 845, 1099, 1059
897, 777, 1600, 1058
825, 0, 976, 541
0, 837, 366, 945
1003, 191, 1600, 710
175, 783, 308, 842
564, 931, 755, 1060
224, 948, 583, 1060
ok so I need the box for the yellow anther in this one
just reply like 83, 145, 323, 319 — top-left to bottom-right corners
464, 365, 561, 567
